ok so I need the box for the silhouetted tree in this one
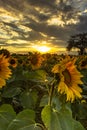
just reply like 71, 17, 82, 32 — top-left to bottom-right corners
0, 49, 10, 58
67, 32, 87, 55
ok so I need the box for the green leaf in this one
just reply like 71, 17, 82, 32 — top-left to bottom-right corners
40, 95, 49, 107
7, 124, 42, 130
16, 124, 42, 130
0, 104, 16, 130
7, 119, 34, 130
7, 109, 36, 130
2, 86, 21, 98
20, 91, 35, 109
35, 70, 47, 79
19, 124, 42, 130
73, 120, 85, 130
16, 109, 35, 120
41, 105, 62, 130
23, 70, 47, 82
52, 96, 62, 111
58, 105, 74, 130
41, 105, 85, 130
30, 91, 38, 104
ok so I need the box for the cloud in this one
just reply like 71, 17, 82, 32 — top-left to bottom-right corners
76, 15, 87, 33
26, 0, 57, 9
0, 0, 87, 53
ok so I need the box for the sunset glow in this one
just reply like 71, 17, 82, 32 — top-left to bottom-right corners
0, 0, 86, 54
33, 46, 51, 53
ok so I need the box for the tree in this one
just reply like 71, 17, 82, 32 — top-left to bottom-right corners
0, 48, 10, 58
67, 32, 87, 55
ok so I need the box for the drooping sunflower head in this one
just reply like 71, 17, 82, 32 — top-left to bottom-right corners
77, 56, 87, 70
52, 56, 83, 102
30, 52, 44, 70
0, 54, 12, 88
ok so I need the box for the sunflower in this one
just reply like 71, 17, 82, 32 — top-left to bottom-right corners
30, 52, 44, 70
0, 54, 12, 88
52, 56, 83, 102
9, 57, 17, 68
77, 56, 87, 70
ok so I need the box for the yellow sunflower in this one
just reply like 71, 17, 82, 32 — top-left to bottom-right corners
0, 54, 12, 87
30, 52, 44, 70
52, 56, 83, 102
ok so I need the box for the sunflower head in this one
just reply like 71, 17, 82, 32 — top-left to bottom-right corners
0, 54, 12, 88
52, 56, 83, 102
9, 57, 17, 68
30, 52, 44, 70
77, 56, 87, 70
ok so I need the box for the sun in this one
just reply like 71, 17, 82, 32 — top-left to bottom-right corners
35, 46, 51, 53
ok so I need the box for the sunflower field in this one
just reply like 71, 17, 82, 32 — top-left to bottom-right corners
0, 49, 87, 130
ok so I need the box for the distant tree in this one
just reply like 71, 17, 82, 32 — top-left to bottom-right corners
67, 32, 87, 55
0, 49, 10, 58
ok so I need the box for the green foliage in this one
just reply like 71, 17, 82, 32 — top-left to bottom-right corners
0, 104, 42, 130
41, 105, 62, 130
0, 104, 16, 130
19, 91, 37, 109
41, 105, 85, 130
23, 69, 47, 83
7, 109, 36, 130
73, 120, 86, 130
2, 86, 21, 98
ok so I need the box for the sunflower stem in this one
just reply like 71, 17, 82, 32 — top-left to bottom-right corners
48, 83, 55, 106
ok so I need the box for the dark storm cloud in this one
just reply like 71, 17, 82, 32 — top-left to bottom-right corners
0, 0, 25, 12
27, 0, 76, 21
57, 0, 73, 12
76, 15, 87, 33
28, 31, 44, 41
25, 21, 72, 40
36, 13, 50, 21
3, 22, 20, 32
26, 0, 77, 22
26, 0, 57, 9
24, 8, 50, 22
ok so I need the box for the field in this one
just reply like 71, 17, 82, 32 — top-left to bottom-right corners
0, 50, 87, 130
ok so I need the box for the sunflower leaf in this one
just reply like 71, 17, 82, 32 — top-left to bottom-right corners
73, 120, 85, 130
41, 105, 85, 130
19, 91, 37, 109
23, 70, 47, 82
7, 109, 37, 130
0, 104, 16, 130
41, 105, 62, 130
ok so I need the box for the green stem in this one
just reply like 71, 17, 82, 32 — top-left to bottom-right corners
48, 83, 55, 106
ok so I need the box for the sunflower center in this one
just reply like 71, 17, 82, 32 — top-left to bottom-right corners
10, 59, 16, 65
62, 69, 71, 87
81, 59, 87, 67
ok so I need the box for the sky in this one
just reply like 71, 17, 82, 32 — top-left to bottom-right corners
0, 0, 87, 53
